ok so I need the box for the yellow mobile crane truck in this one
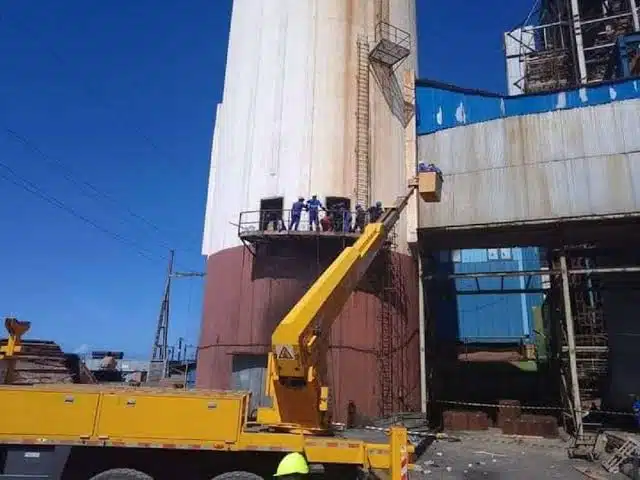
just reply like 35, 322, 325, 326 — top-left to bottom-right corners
0, 174, 439, 480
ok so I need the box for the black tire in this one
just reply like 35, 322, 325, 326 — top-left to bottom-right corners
211, 472, 264, 480
89, 468, 154, 480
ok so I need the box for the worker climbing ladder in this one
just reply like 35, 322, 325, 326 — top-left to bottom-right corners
355, 35, 371, 207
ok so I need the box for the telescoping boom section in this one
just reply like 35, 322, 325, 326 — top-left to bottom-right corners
257, 178, 420, 432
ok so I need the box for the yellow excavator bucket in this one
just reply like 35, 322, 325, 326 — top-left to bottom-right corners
0, 317, 31, 359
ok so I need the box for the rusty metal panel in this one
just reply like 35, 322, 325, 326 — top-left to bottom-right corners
231, 353, 269, 415
418, 98, 640, 229
197, 244, 420, 423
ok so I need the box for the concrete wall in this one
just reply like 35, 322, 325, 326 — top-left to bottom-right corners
416, 78, 640, 229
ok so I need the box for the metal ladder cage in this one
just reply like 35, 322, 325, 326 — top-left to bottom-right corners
355, 35, 371, 208
369, 22, 411, 67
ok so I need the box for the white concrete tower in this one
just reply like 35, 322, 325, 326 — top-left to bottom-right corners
202, 0, 418, 255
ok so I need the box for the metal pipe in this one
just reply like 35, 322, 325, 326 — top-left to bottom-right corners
569, 0, 588, 83
560, 253, 583, 437
455, 289, 547, 295
424, 265, 640, 280
417, 255, 427, 414
631, 0, 640, 31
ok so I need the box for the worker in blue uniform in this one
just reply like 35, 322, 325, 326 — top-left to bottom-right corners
306, 195, 324, 232
289, 196, 306, 231
342, 206, 352, 232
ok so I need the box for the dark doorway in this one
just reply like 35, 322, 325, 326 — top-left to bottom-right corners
325, 196, 351, 211
325, 196, 352, 233
259, 197, 284, 231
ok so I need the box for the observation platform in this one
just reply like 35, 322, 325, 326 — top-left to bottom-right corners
369, 22, 411, 67
237, 208, 373, 255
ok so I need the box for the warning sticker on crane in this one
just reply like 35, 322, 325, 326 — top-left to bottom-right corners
275, 345, 294, 360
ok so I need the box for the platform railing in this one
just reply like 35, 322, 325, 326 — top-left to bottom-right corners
238, 209, 378, 237
375, 22, 411, 50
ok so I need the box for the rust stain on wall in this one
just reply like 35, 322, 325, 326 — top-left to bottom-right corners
197, 242, 420, 422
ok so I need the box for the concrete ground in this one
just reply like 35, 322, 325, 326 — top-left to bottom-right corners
409, 431, 625, 479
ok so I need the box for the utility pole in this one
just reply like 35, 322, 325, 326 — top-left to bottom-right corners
147, 249, 175, 384
146, 250, 205, 385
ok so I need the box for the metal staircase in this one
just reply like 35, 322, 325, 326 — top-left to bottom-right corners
355, 35, 371, 208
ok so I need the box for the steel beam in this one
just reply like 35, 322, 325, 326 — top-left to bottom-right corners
560, 253, 583, 437
424, 265, 640, 280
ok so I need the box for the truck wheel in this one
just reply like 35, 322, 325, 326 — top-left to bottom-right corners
89, 468, 154, 480
211, 472, 264, 480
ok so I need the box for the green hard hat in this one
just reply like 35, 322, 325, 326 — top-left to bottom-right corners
274, 452, 309, 476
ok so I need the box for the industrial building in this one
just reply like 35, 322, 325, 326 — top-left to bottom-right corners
198, 0, 640, 435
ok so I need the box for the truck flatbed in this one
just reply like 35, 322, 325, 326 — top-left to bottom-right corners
0, 384, 411, 476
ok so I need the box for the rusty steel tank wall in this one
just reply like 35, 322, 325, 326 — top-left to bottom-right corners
196, 241, 420, 423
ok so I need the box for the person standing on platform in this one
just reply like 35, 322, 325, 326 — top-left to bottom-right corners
354, 204, 366, 233
368, 201, 384, 222
306, 195, 324, 232
342, 207, 352, 232
289, 197, 306, 231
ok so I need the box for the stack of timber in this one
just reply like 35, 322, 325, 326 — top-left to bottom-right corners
0, 338, 92, 385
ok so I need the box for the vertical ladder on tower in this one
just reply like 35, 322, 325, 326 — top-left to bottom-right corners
355, 35, 371, 208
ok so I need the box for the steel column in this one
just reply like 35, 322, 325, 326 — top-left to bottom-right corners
630, 0, 640, 31
417, 255, 427, 414
560, 253, 583, 437
569, 0, 588, 83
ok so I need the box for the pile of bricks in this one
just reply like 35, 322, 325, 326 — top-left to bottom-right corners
498, 399, 559, 438
442, 400, 560, 438
443, 410, 490, 431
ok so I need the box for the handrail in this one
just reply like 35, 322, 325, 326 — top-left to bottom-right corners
238, 208, 381, 237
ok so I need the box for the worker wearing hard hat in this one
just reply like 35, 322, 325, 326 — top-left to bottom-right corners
274, 452, 309, 478
306, 194, 324, 232
289, 197, 306, 231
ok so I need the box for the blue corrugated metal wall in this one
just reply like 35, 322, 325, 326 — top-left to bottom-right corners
432, 247, 544, 344
415, 77, 640, 135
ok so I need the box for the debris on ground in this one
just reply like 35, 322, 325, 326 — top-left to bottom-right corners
411, 432, 599, 479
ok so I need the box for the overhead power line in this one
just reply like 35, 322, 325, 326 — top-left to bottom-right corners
0, 159, 166, 264
2, 126, 199, 254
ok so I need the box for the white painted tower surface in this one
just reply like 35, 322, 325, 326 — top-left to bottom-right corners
202, 0, 418, 256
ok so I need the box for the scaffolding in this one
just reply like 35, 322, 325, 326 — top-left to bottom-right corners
377, 226, 410, 418
505, 0, 640, 93
423, 248, 640, 437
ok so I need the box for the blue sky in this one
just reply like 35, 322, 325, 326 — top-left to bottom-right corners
0, 0, 532, 358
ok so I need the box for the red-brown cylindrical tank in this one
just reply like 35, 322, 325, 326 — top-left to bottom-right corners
196, 239, 420, 423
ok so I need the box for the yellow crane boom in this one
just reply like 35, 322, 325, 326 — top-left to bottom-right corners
257, 177, 421, 432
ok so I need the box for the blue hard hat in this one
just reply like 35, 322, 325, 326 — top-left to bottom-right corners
376, 201, 382, 207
